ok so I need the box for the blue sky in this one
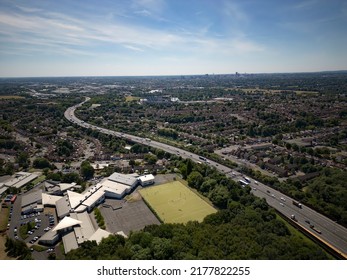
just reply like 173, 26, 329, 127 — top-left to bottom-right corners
0, 0, 346, 77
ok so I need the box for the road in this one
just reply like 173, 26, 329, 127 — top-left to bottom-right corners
64, 98, 347, 258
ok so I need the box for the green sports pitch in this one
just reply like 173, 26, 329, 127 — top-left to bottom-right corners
139, 180, 217, 224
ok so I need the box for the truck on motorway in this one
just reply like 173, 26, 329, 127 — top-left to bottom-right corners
243, 177, 251, 183
239, 179, 249, 186
291, 214, 297, 221
199, 156, 207, 161
292, 200, 302, 208
310, 225, 322, 234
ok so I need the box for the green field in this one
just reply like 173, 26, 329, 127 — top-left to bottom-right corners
139, 181, 217, 224
125, 95, 140, 102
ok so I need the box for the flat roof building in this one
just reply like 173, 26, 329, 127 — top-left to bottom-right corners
26, 172, 154, 254
99, 179, 131, 199
89, 228, 112, 244
21, 189, 43, 214
108, 172, 139, 188
42, 193, 62, 206
56, 196, 72, 219
4, 172, 39, 189
139, 174, 155, 186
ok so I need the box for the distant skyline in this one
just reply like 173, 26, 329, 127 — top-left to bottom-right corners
0, 0, 346, 77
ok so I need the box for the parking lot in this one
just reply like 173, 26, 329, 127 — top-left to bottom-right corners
5, 191, 58, 259
100, 195, 160, 236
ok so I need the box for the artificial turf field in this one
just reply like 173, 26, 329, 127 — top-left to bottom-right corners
139, 180, 217, 224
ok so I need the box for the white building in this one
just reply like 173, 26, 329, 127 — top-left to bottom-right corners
36, 172, 155, 253
4, 171, 39, 189
138, 174, 155, 186
21, 189, 43, 214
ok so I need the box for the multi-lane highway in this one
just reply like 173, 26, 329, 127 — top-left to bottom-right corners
64, 98, 347, 258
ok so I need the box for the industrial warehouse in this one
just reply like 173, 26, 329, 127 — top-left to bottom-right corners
17, 172, 155, 254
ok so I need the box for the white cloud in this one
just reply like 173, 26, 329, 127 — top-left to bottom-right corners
124, 45, 145, 52
132, 0, 165, 14
292, 0, 320, 10
134, 9, 152, 16
230, 38, 265, 53
15, 5, 42, 13
224, 1, 248, 22
0, 4, 265, 62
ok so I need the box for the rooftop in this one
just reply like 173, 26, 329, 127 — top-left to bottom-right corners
108, 172, 138, 186
21, 189, 42, 207
52, 216, 82, 232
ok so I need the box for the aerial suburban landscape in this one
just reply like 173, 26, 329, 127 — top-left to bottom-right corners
0, 72, 346, 260
0, 0, 346, 266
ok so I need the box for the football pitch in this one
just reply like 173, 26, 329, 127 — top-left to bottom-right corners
139, 180, 217, 224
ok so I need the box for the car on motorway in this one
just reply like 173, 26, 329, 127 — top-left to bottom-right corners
280, 203, 284, 207
280, 197, 286, 202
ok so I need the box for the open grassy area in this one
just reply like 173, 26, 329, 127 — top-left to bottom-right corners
0, 206, 9, 232
0, 234, 16, 260
139, 181, 217, 224
125, 95, 140, 102
31, 175, 46, 185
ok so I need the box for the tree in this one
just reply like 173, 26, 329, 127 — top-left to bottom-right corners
179, 164, 187, 179
4, 162, 15, 175
200, 179, 217, 193
208, 185, 230, 208
62, 172, 80, 183
151, 237, 173, 260
17, 152, 30, 169
144, 154, 158, 165
33, 157, 51, 169
46, 172, 62, 181
186, 159, 193, 175
81, 161, 94, 180
187, 171, 204, 189
5, 237, 32, 259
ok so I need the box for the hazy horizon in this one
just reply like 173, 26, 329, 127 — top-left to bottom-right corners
1, 69, 347, 80
1, 0, 346, 77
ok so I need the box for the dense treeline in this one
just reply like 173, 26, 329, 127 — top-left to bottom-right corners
5, 237, 32, 260
304, 168, 347, 224
66, 206, 328, 260
66, 159, 330, 260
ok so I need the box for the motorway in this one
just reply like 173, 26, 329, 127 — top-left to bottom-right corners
65, 97, 347, 258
